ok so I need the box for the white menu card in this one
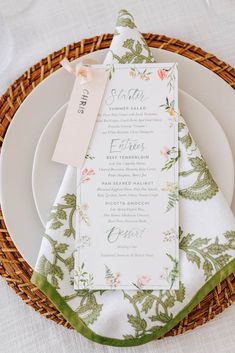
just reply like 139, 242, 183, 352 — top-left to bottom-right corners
75, 63, 179, 290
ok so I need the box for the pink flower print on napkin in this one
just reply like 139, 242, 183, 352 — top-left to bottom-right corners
157, 68, 167, 80
137, 275, 151, 288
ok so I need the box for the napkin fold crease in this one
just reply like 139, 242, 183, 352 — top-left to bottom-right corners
31, 9, 235, 347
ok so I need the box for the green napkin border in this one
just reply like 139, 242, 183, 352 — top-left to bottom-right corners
31, 259, 234, 347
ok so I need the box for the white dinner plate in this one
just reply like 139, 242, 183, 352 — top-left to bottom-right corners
1, 48, 235, 268
32, 91, 234, 227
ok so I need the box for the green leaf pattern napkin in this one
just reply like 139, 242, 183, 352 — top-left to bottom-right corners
31, 9, 235, 347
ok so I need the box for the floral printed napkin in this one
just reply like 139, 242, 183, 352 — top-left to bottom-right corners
31, 9, 235, 347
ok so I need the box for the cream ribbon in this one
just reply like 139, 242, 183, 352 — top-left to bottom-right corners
60, 57, 99, 84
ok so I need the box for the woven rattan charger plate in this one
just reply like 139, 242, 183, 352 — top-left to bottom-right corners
0, 33, 234, 338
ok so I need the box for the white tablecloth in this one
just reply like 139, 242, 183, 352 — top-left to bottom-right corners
0, 0, 234, 352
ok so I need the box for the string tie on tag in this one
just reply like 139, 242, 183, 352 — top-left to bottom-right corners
60, 57, 94, 84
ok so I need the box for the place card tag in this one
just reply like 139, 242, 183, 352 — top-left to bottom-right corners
74, 63, 179, 290
52, 63, 109, 168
